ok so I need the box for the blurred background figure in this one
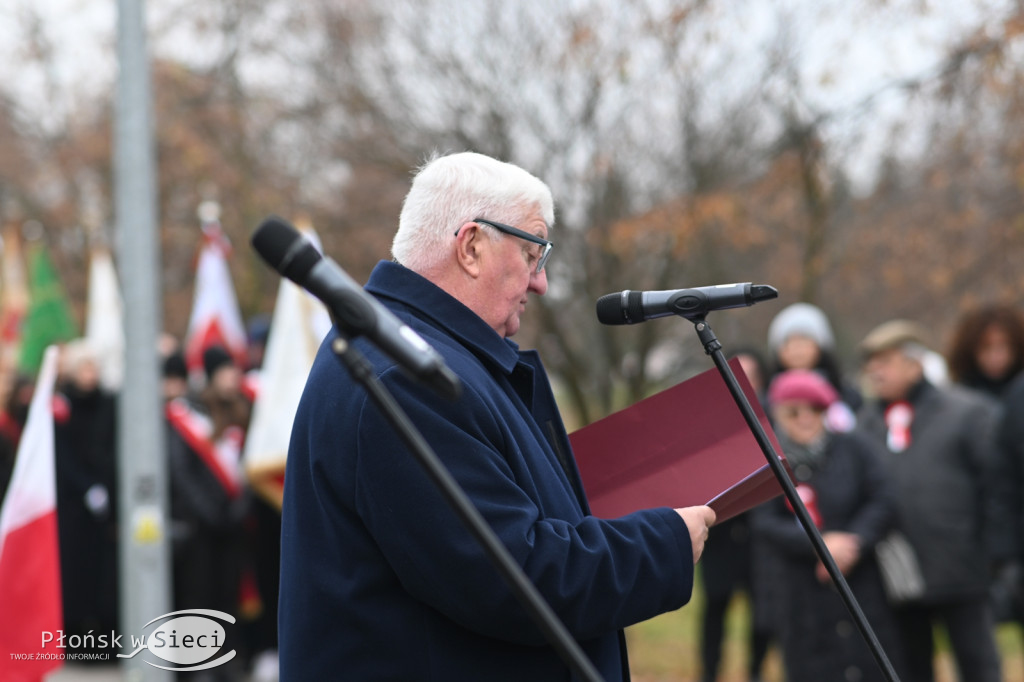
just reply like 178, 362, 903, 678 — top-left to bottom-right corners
0, 372, 33, 503
245, 314, 271, 376
700, 348, 770, 679
857, 320, 1002, 682
946, 304, 1024, 628
240, 316, 281, 682
752, 369, 904, 682
947, 303, 1024, 399
733, 348, 768, 405
165, 345, 250, 680
700, 348, 770, 682
981, 305, 1024, 661
54, 339, 120, 660
995, 336, 1024, 663
162, 347, 190, 403
199, 345, 253, 439
0, 372, 34, 449
767, 302, 861, 432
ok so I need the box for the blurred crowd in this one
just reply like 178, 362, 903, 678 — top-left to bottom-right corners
0, 317, 279, 682
701, 302, 1024, 682
2, 300, 1024, 682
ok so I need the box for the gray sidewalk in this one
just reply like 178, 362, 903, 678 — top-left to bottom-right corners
47, 664, 123, 681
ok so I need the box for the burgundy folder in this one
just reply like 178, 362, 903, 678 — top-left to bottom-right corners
571, 359, 787, 523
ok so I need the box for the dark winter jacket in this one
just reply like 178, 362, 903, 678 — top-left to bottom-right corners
858, 381, 1001, 601
994, 374, 1024, 562
279, 261, 695, 681
752, 429, 904, 682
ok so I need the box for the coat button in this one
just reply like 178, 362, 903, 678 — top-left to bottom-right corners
836, 619, 853, 637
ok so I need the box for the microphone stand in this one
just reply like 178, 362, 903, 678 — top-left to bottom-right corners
327, 332, 605, 682
691, 317, 901, 682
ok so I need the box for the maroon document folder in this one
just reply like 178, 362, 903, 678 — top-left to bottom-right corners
571, 358, 787, 523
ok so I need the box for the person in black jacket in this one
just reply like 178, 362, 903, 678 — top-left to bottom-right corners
858, 320, 1002, 682
54, 340, 119, 659
993, 370, 1024, 656
164, 349, 248, 614
947, 304, 1024, 627
700, 348, 770, 682
0, 372, 34, 503
164, 348, 251, 681
752, 369, 905, 682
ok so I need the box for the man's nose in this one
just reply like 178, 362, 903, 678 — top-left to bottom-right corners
529, 268, 548, 295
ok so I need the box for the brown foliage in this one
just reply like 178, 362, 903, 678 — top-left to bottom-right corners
4, 0, 1024, 422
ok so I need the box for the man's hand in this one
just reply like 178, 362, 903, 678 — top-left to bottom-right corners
815, 531, 861, 583
675, 505, 716, 564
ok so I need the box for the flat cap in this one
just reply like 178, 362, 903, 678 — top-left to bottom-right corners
859, 319, 932, 359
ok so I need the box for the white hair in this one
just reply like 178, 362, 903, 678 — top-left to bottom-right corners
900, 341, 931, 363
62, 338, 99, 372
391, 151, 555, 272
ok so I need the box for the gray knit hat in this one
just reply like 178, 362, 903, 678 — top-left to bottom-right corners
767, 303, 835, 352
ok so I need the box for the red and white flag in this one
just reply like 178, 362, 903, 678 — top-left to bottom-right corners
0, 346, 63, 681
183, 202, 248, 376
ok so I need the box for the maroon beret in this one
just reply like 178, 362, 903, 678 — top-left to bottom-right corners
767, 369, 838, 409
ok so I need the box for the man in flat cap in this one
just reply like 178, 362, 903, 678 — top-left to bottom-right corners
857, 320, 1002, 682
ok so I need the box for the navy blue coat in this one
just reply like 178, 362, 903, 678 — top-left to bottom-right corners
279, 261, 695, 681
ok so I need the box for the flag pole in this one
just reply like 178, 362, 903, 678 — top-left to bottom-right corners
115, 0, 172, 678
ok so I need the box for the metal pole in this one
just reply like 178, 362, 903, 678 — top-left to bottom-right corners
115, 0, 171, 679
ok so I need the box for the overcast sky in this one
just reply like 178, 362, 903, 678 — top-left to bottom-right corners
0, 0, 1014, 187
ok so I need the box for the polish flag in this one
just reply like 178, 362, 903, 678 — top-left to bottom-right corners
0, 346, 62, 681
183, 202, 248, 375
244, 221, 331, 508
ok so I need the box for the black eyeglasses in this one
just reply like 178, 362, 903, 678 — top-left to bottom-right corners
456, 217, 553, 273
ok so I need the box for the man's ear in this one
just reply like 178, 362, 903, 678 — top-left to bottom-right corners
454, 222, 484, 277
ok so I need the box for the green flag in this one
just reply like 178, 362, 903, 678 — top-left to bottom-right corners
18, 245, 78, 373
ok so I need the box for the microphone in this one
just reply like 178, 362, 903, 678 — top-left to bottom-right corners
251, 216, 461, 400
596, 283, 778, 324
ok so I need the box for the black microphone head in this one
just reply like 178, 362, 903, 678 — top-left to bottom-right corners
251, 215, 322, 282
750, 284, 779, 303
596, 291, 644, 325
596, 293, 626, 325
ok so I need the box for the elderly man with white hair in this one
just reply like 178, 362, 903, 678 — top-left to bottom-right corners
279, 151, 716, 681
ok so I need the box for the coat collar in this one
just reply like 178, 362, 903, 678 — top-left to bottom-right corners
364, 260, 521, 375
880, 378, 935, 411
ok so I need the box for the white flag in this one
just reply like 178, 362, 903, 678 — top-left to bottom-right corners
244, 229, 331, 508
85, 249, 125, 391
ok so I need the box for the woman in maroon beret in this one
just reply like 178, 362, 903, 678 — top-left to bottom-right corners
751, 369, 907, 682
